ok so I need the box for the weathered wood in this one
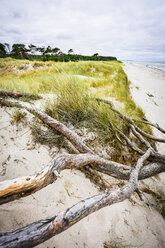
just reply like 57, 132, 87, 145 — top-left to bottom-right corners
0, 90, 40, 99
96, 98, 165, 143
135, 125, 165, 143
1, 152, 165, 205
0, 165, 55, 205
0, 98, 93, 154
0, 149, 151, 248
116, 126, 165, 163
130, 124, 153, 150
133, 119, 165, 134
0, 97, 165, 164
96, 98, 165, 163
0, 153, 129, 205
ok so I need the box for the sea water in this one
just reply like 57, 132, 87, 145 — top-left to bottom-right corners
133, 61, 165, 71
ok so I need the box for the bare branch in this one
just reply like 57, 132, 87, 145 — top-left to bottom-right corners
0, 153, 129, 205
134, 125, 165, 143
0, 98, 93, 154
0, 150, 151, 248
116, 127, 165, 163
115, 128, 144, 154
96, 98, 165, 143
1, 151, 165, 205
133, 119, 165, 134
130, 124, 153, 150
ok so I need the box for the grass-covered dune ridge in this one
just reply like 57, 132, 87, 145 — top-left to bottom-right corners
0, 58, 153, 163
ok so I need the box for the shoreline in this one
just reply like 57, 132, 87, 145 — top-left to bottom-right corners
122, 61, 165, 73
123, 62, 165, 154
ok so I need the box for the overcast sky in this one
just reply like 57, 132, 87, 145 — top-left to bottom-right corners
0, 0, 165, 61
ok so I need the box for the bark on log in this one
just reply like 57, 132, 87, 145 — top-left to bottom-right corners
0, 149, 151, 248
0, 153, 165, 205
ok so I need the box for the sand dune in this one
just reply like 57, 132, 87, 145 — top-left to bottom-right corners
0, 64, 165, 247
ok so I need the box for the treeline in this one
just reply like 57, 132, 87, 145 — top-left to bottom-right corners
0, 43, 117, 62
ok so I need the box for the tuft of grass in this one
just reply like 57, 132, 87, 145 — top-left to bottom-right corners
44, 76, 139, 163
10, 108, 26, 124
20, 94, 41, 102
31, 123, 62, 147
44, 76, 124, 141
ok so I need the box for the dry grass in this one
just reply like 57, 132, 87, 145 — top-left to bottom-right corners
10, 108, 27, 124
0, 58, 154, 162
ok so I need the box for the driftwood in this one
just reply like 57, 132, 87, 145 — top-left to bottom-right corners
0, 90, 165, 247
0, 90, 40, 99
0, 97, 165, 163
1, 153, 165, 205
133, 118, 165, 134
0, 98, 93, 154
96, 98, 165, 143
0, 149, 151, 248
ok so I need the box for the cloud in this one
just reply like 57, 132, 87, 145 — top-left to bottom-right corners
0, 0, 164, 60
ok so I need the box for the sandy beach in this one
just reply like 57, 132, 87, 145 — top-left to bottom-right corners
123, 62, 165, 154
0, 63, 165, 248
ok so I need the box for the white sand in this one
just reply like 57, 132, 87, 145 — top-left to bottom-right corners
0, 65, 165, 247
123, 62, 165, 153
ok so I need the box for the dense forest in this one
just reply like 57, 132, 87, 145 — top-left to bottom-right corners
0, 43, 117, 62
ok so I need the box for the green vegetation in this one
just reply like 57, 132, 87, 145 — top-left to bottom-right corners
0, 58, 153, 163
10, 108, 26, 124
0, 43, 117, 62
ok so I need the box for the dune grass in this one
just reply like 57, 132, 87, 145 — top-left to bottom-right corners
0, 58, 143, 117
0, 58, 153, 161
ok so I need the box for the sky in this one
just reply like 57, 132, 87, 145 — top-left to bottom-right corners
0, 0, 165, 61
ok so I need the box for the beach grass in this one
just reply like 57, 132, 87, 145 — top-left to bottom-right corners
0, 58, 153, 161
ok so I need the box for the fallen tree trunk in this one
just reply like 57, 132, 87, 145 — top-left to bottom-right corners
0, 152, 165, 205
0, 149, 151, 248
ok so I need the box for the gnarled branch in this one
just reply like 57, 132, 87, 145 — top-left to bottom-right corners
96, 98, 165, 143
1, 152, 165, 205
0, 149, 151, 248
1, 97, 165, 164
